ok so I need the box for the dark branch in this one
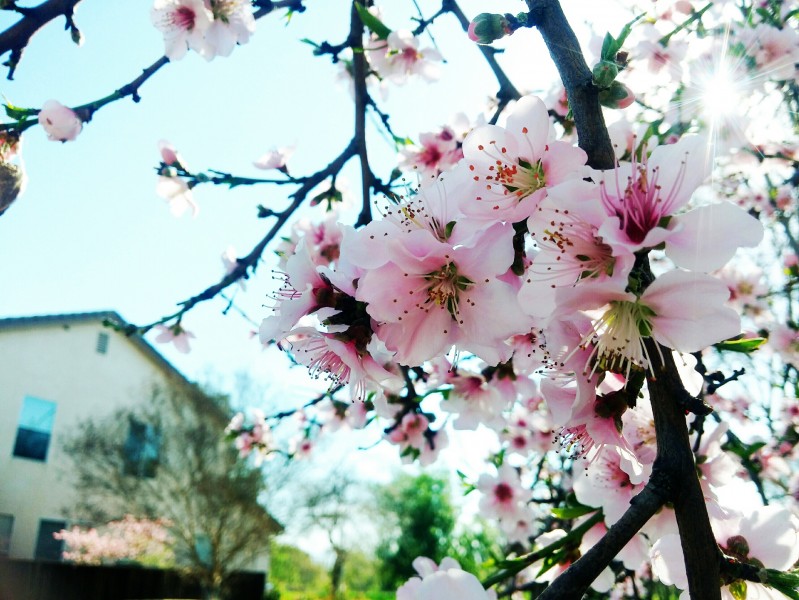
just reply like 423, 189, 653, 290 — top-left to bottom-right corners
348, 0, 373, 228
127, 139, 358, 334
525, 0, 615, 169
0, 0, 83, 79
443, 0, 521, 104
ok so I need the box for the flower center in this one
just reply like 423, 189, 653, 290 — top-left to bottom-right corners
536, 214, 616, 283
496, 157, 547, 200
424, 262, 473, 318
584, 300, 657, 378
494, 482, 514, 503
600, 150, 689, 246
210, 0, 238, 21
173, 6, 197, 30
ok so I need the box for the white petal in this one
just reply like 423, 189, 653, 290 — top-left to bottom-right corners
666, 202, 764, 271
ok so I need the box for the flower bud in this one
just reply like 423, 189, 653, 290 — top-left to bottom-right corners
725, 535, 750, 560
598, 81, 635, 109
38, 100, 83, 142
468, 13, 511, 45
592, 60, 619, 89
70, 25, 84, 47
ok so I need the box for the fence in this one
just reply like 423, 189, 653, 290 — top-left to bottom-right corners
0, 559, 265, 600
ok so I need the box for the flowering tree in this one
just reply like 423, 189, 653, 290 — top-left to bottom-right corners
3, 0, 799, 598
54, 516, 175, 568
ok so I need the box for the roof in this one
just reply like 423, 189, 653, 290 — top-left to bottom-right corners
0, 311, 192, 387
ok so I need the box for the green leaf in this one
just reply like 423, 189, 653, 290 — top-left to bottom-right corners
614, 14, 644, 51
724, 439, 766, 460
600, 32, 617, 61
550, 505, 596, 520
444, 221, 457, 240
714, 337, 767, 353
299, 38, 320, 49
354, 2, 392, 40
3, 102, 38, 120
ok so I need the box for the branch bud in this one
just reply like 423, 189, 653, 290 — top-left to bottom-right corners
598, 81, 635, 109
70, 25, 85, 47
592, 60, 619, 89
467, 13, 512, 45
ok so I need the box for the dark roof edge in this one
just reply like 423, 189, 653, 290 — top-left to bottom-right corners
0, 311, 193, 388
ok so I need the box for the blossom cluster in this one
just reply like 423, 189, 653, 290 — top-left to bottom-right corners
151, 0, 255, 61
54, 516, 174, 567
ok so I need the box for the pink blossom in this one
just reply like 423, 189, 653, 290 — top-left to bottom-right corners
355, 222, 530, 366
253, 146, 294, 171
153, 323, 195, 353
476, 463, 529, 523
399, 129, 463, 180
151, 0, 213, 60
155, 175, 198, 217
455, 95, 589, 223
204, 0, 255, 58
397, 557, 496, 600
556, 271, 740, 378
439, 370, 511, 431
38, 100, 82, 142
158, 139, 184, 168
220, 245, 246, 289
573, 446, 646, 525
366, 30, 442, 85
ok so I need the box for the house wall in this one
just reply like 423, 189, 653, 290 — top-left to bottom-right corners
0, 319, 175, 560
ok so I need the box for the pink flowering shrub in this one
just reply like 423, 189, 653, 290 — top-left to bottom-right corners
55, 516, 174, 567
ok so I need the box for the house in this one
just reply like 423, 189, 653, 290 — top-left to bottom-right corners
0, 311, 192, 561
0, 311, 279, 578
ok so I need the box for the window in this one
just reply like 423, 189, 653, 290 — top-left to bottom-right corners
13, 397, 57, 462
96, 332, 109, 354
123, 416, 160, 478
34, 519, 66, 561
0, 514, 13, 557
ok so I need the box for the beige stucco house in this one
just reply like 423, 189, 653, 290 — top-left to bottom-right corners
0, 311, 192, 561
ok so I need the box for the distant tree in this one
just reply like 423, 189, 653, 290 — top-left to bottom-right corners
268, 542, 329, 597
294, 470, 366, 600
62, 383, 282, 600
374, 473, 456, 590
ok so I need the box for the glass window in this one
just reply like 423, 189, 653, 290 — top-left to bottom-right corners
0, 514, 13, 557
13, 397, 57, 462
34, 519, 66, 561
96, 332, 109, 354
123, 416, 160, 478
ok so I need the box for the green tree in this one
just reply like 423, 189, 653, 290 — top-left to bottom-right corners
268, 542, 329, 597
374, 473, 456, 590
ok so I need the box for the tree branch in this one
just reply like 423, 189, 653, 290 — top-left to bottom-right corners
348, 0, 373, 227
443, 0, 521, 105
0, 0, 83, 79
525, 0, 614, 169
646, 341, 722, 600
536, 478, 668, 599
124, 139, 358, 334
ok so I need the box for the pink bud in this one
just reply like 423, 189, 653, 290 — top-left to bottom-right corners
467, 13, 511, 45
38, 100, 82, 142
